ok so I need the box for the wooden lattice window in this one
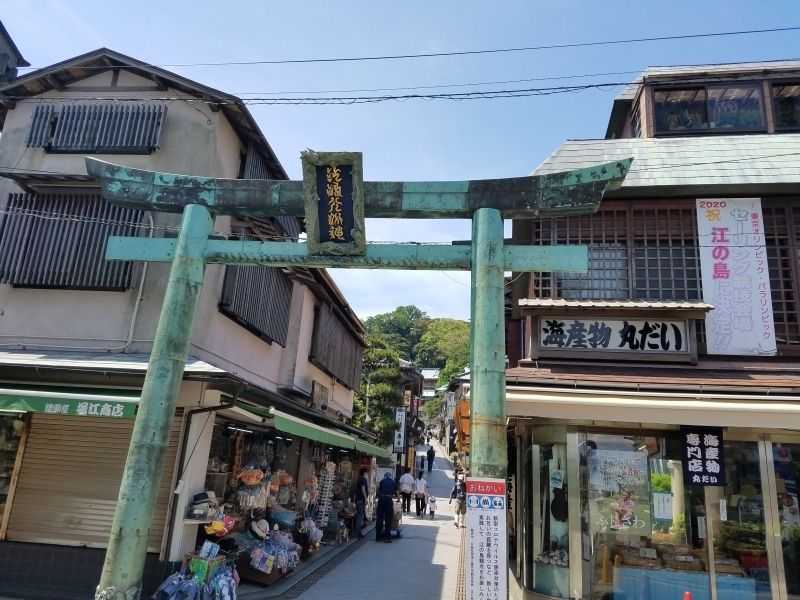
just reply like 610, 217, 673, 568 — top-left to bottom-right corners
763, 202, 800, 349
632, 205, 700, 300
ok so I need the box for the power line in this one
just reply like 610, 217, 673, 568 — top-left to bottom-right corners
234, 70, 643, 96
16, 26, 800, 72
1, 81, 629, 105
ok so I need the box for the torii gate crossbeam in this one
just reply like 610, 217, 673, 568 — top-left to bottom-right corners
86, 155, 631, 599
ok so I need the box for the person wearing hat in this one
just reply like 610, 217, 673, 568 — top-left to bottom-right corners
375, 471, 397, 543
449, 473, 467, 528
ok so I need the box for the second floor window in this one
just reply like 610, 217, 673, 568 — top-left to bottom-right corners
653, 84, 765, 134
772, 83, 800, 130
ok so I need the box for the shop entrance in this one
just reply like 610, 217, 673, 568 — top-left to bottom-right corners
519, 426, 800, 600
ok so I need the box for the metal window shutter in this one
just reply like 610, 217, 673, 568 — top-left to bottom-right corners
5, 410, 183, 552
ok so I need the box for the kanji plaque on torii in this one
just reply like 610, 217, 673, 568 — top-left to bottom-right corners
87, 153, 631, 598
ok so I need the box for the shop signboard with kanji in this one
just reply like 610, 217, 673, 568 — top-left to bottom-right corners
536, 316, 691, 360
302, 150, 365, 256
393, 407, 407, 454
696, 198, 776, 356
680, 426, 725, 486
465, 477, 507, 600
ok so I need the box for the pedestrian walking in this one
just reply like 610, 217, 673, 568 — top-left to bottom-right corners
398, 467, 414, 514
355, 467, 368, 538
428, 495, 437, 519
375, 472, 397, 543
419, 454, 426, 472
449, 473, 467, 528
414, 471, 429, 517
426, 445, 435, 473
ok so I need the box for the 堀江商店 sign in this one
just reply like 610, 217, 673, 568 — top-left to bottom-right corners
680, 426, 726, 486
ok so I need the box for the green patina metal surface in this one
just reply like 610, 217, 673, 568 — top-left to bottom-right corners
105, 237, 589, 272
470, 208, 507, 479
96, 204, 213, 600
86, 157, 631, 219
85, 153, 631, 597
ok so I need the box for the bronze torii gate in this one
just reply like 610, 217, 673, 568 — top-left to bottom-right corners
86, 152, 630, 598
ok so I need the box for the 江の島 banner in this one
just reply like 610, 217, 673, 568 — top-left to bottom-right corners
696, 198, 776, 356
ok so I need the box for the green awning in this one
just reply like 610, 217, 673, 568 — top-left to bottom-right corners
268, 407, 393, 459
0, 386, 139, 418
354, 439, 394, 460
269, 407, 359, 450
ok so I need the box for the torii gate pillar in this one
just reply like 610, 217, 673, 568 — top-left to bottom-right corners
471, 208, 506, 478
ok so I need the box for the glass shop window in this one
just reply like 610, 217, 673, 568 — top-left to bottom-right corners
527, 439, 570, 598
773, 83, 800, 129
581, 433, 711, 600
654, 84, 765, 134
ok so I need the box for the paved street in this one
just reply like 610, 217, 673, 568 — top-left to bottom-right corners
292, 439, 462, 599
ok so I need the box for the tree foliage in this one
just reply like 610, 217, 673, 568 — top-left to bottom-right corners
363, 305, 430, 362
421, 396, 444, 424
363, 307, 469, 384
351, 335, 404, 447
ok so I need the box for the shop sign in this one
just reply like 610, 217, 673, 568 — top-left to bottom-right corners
679, 426, 725, 486
465, 477, 507, 600
588, 449, 651, 536
696, 198, 776, 356
39, 397, 135, 418
536, 316, 690, 358
393, 407, 406, 453
302, 150, 365, 256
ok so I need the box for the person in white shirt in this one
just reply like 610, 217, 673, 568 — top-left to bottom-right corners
414, 471, 429, 517
398, 467, 414, 514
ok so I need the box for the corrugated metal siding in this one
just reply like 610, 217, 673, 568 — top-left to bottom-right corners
26, 103, 166, 153
219, 265, 292, 346
310, 303, 363, 390
24, 104, 54, 147
0, 192, 143, 290
6, 411, 183, 552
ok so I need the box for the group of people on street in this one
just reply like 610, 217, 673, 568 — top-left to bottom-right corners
354, 444, 468, 541
418, 444, 435, 473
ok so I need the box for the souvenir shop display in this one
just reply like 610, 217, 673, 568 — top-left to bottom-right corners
197, 418, 362, 587
151, 541, 239, 600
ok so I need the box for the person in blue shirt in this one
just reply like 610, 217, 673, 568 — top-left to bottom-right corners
375, 471, 397, 543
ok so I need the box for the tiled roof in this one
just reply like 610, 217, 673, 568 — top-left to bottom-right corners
533, 134, 800, 196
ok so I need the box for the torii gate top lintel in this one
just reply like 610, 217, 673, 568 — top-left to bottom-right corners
85, 156, 632, 220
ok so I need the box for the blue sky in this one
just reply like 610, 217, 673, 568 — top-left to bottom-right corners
4, 1, 800, 321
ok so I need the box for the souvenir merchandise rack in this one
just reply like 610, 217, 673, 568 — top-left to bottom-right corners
313, 462, 336, 529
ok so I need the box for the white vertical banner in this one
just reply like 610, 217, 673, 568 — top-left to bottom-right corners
696, 198, 776, 355
465, 477, 508, 600
393, 407, 406, 454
